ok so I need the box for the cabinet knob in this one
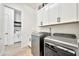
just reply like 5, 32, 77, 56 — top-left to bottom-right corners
40, 21, 43, 26
5, 33, 8, 35
0, 38, 2, 40
57, 17, 61, 22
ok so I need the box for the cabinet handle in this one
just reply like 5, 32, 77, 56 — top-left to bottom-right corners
5, 33, 8, 35
40, 21, 43, 26
0, 38, 2, 40
57, 17, 61, 22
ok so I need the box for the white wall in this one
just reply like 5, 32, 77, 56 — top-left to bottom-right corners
2, 3, 37, 47
0, 5, 2, 35
38, 23, 79, 43
0, 4, 4, 36
39, 23, 79, 34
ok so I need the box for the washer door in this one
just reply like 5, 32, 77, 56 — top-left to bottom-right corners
45, 43, 59, 56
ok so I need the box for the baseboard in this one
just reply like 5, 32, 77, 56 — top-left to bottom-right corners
14, 41, 21, 44
4, 42, 14, 46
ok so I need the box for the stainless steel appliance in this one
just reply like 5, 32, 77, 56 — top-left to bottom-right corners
44, 33, 78, 56
31, 32, 51, 56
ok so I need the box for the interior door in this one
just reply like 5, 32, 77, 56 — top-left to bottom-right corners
4, 7, 14, 45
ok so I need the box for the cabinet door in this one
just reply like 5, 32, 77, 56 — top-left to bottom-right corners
59, 3, 77, 23
37, 11, 43, 26
48, 4, 59, 24
37, 8, 49, 26
42, 8, 48, 25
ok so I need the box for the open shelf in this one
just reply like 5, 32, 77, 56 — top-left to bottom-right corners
14, 25, 21, 27
14, 9, 21, 33
39, 21, 79, 27
14, 21, 21, 24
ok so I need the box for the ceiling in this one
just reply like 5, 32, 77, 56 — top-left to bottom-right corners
24, 3, 42, 10
3, 3, 42, 10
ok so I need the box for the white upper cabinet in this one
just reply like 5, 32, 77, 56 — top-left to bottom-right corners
37, 10, 43, 26
48, 4, 59, 24
37, 3, 78, 27
42, 8, 48, 25
37, 5, 49, 26
58, 3, 77, 23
